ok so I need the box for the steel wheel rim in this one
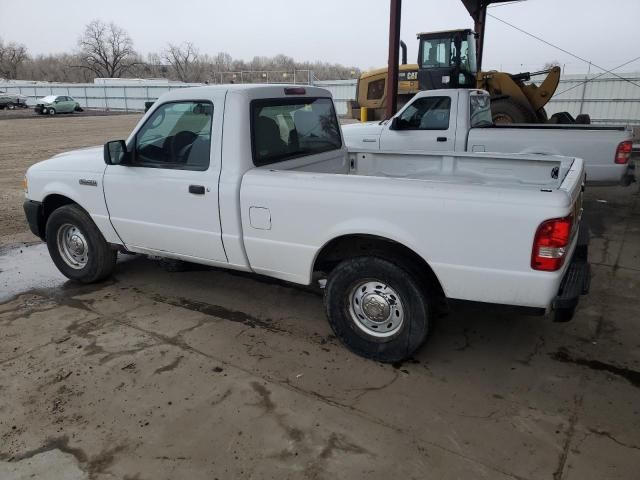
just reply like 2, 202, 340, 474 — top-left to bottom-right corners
57, 223, 89, 269
49, 108, 55, 115
348, 280, 404, 338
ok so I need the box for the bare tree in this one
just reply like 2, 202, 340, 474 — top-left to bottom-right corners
543, 60, 561, 70
0, 38, 29, 79
163, 42, 201, 82
77, 20, 138, 78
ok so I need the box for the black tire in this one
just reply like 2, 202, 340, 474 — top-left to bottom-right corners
7, 102, 15, 110
45, 204, 117, 283
324, 256, 432, 363
575, 114, 591, 125
491, 99, 536, 124
41, 107, 49, 115
48, 107, 56, 116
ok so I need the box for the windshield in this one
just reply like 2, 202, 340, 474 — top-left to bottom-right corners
469, 94, 493, 128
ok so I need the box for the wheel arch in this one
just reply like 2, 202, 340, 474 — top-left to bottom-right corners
40, 194, 82, 239
312, 233, 446, 299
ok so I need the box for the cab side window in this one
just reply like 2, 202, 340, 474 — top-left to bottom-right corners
395, 96, 451, 130
134, 101, 213, 171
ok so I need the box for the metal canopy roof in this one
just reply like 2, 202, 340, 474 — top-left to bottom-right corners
460, 0, 519, 23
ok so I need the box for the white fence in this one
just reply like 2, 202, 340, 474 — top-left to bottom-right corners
3, 72, 640, 123
0, 79, 357, 116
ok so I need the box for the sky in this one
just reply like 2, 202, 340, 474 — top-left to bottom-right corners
1, 0, 639, 75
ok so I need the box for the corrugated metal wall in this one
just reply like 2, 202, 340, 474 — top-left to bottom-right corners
545, 72, 640, 125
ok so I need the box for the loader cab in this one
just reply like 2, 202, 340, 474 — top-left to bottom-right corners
417, 29, 477, 90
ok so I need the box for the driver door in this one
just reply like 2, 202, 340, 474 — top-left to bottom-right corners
380, 95, 456, 151
103, 97, 227, 263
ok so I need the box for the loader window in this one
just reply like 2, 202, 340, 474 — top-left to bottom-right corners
251, 97, 342, 166
367, 79, 385, 100
421, 38, 452, 68
395, 96, 451, 130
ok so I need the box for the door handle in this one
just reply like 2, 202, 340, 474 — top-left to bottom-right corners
437, 137, 447, 142
189, 185, 205, 195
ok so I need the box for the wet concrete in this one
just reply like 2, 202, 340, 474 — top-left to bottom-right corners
0, 185, 639, 479
0, 243, 66, 302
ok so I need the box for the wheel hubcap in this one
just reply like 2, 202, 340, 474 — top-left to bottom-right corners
57, 224, 89, 269
349, 280, 404, 338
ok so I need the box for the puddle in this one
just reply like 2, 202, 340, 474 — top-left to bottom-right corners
0, 243, 67, 302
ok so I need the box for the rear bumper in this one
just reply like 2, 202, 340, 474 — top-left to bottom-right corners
552, 223, 590, 322
23, 199, 45, 239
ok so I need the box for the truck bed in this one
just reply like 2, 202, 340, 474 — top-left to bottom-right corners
241, 149, 584, 308
346, 150, 574, 188
468, 124, 632, 184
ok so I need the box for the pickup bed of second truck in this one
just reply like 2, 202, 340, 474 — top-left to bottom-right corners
23, 84, 590, 362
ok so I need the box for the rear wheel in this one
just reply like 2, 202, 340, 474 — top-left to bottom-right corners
45, 205, 117, 283
7, 102, 15, 110
324, 256, 432, 363
491, 99, 536, 124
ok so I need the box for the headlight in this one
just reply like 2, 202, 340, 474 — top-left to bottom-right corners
22, 176, 28, 193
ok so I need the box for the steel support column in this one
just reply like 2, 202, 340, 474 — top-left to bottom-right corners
385, 0, 402, 119
474, 3, 487, 72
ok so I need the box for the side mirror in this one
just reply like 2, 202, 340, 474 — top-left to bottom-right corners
389, 117, 400, 130
104, 140, 130, 165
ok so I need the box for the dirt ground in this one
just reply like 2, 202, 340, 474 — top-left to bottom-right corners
0, 114, 142, 247
0, 116, 639, 479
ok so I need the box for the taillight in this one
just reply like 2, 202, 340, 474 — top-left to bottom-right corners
532, 216, 573, 271
615, 140, 632, 164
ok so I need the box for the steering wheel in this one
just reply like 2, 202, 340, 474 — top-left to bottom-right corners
170, 131, 198, 162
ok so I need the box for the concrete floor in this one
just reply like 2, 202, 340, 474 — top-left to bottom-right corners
0, 185, 639, 480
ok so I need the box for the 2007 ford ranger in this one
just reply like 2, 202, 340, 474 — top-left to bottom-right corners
23, 84, 590, 362
343, 89, 635, 185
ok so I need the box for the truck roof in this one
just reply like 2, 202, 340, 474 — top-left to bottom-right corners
412, 88, 489, 98
158, 84, 333, 103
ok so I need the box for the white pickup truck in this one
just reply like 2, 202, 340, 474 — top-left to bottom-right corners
343, 89, 635, 186
23, 84, 590, 362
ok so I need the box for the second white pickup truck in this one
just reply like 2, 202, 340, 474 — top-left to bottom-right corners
23, 84, 589, 362
343, 89, 635, 185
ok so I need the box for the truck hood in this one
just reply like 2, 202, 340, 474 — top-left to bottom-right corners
342, 121, 386, 137
341, 121, 387, 149
29, 146, 105, 174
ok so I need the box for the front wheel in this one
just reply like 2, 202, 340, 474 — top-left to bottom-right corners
41, 107, 49, 115
7, 102, 15, 110
324, 257, 432, 363
48, 107, 56, 115
45, 205, 117, 283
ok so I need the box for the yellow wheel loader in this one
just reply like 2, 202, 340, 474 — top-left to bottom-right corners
351, 29, 584, 124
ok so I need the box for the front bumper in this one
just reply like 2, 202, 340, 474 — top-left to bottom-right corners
552, 223, 591, 322
23, 199, 45, 239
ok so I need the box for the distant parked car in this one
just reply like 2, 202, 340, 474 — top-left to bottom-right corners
35, 95, 83, 115
0, 91, 29, 109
